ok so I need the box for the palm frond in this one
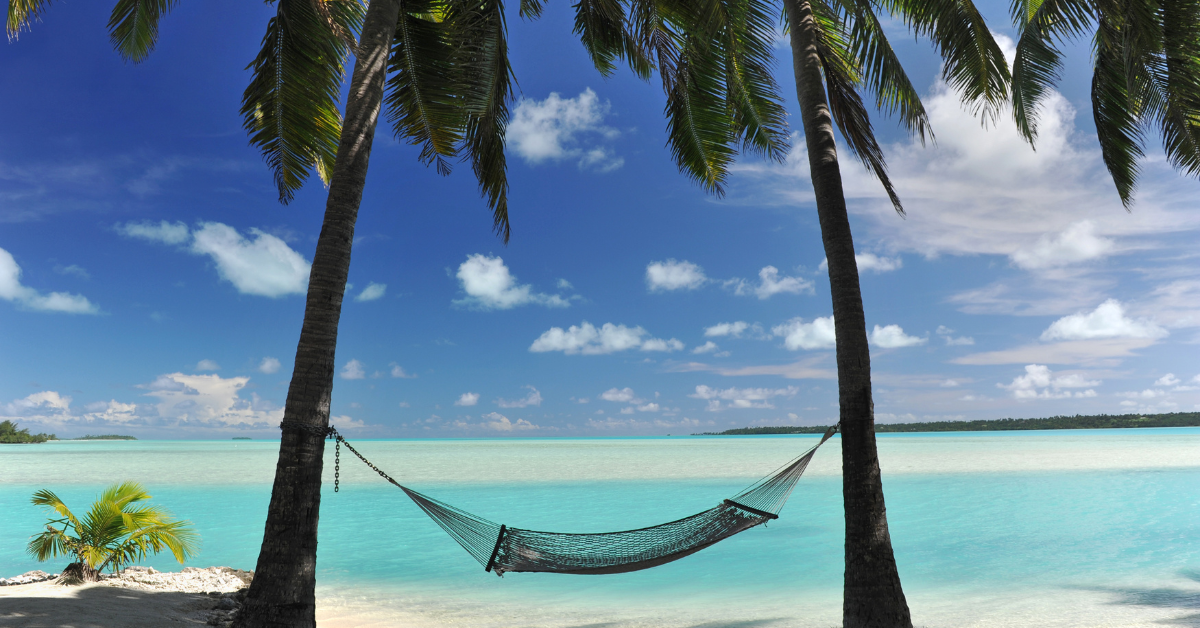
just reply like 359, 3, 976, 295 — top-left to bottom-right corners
519, 0, 546, 18
1144, 0, 1200, 179
241, 0, 366, 203
885, 0, 1010, 122
1009, 0, 1092, 142
663, 32, 737, 194
713, 0, 791, 160
573, 0, 652, 78
1091, 14, 1145, 207
385, 0, 463, 176
448, 0, 513, 241
6, 0, 52, 40
30, 489, 81, 530
832, 0, 931, 143
813, 0, 904, 214
107, 0, 181, 63
629, 0, 682, 93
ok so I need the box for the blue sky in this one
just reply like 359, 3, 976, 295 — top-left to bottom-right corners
2, 1, 1199, 438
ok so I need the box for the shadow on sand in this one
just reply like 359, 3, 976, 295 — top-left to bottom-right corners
0, 583, 222, 628
1071, 569, 1200, 627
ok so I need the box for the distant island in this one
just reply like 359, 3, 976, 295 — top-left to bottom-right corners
701, 412, 1200, 435
232, 437, 252, 440
74, 434, 138, 441
0, 420, 57, 443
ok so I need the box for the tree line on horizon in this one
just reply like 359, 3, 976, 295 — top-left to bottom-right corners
703, 412, 1200, 435
8, 0, 1199, 627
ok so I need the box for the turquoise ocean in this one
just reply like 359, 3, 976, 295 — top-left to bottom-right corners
2, 429, 1199, 627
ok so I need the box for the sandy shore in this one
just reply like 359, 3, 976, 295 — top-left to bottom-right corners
0, 567, 250, 628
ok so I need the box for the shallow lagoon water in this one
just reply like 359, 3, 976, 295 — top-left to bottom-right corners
2, 429, 1198, 627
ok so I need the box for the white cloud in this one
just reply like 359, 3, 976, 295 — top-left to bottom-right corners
196, 359, 220, 372
140, 373, 283, 426
258, 357, 281, 374
455, 254, 568, 309
1119, 388, 1166, 399
637, 403, 660, 412
117, 220, 190, 245
705, 321, 751, 337
818, 253, 902, 273
1040, 299, 1168, 341
529, 321, 684, 355
998, 364, 1100, 399
0, 247, 99, 314
600, 387, 638, 403
936, 325, 975, 346
190, 223, 310, 298
340, 359, 366, 380
646, 259, 707, 292
691, 385, 799, 411
454, 392, 480, 406
479, 411, 537, 431
727, 266, 814, 299
390, 363, 416, 378
355, 282, 386, 302
55, 264, 89, 279
506, 89, 622, 171
772, 316, 836, 350
1155, 374, 1181, 387
1010, 221, 1115, 269
693, 341, 720, 354
870, 324, 927, 348
496, 386, 543, 408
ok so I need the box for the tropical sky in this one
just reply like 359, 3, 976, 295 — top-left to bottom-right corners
2, 0, 1198, 438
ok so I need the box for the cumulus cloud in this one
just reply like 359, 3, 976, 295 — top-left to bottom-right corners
692, 341, 720, 354
646, 259, 707, 292
117, 220, 190, 245
998, 364, 1100, 399
340, 359, 366, 380
1154, 374, 1181, 387
258, 357, 281, 374
0, 247, 99, 314
705, 321, 752, 337
496, 386, 543, 408
726, 266, 814, 299
190, 223, 310, 298
506, 89, 623, 172
936, 325, 975, 346
691, 385, 799, 410
455, 254, 568, 309
818, 252, 902, 273
1040, 299, 1168, 341
1010, 221, 1115, 269
479, 412, 537, 431
390, 363, 416, 378
196, 359, 220, 372
600, 387, 638, 403
529, 321, 684, 355
870, 325, 926, 348
772, 316, 836, 350
454, 392, 480, 406
355, 282, 387, 302
140, 373, 284, 426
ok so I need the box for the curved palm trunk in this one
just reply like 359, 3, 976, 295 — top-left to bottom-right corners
233, 0, 402, 625
782, 0, 913, 626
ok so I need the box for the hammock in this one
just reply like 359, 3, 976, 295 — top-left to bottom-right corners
309, 423, 837, 576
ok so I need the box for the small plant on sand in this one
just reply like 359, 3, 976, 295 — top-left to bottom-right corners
26, 482, 199, 584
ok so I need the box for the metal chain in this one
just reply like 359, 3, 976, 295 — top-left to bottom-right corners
334, 438, 340, 492
279, 419, 346, 492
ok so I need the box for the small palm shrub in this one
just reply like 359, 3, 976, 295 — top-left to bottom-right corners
27, 481, 199, 584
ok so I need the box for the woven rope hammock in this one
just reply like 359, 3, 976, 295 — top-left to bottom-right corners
301, 422, 837, 576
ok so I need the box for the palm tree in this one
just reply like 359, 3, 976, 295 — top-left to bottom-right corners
1009, 0, 1200, 203
27, 482, 199, 584
575, 0, 1009, 624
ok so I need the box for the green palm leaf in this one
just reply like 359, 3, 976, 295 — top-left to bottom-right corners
107, 0, 181, 62
664, 32, 737, 194
241, 0, 366, 203
1010, 0, 1092, 142
6, 0, 52, 39
1091, 13, 1145, 205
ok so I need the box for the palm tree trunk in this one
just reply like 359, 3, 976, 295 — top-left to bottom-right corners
782, 0, 913, 626
233, 0, 402, 625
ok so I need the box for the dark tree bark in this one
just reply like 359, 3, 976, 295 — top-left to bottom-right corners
233, 0, 402, 625
783, 0, 913, 626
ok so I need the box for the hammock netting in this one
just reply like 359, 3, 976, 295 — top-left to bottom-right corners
321, 424, 837, 577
